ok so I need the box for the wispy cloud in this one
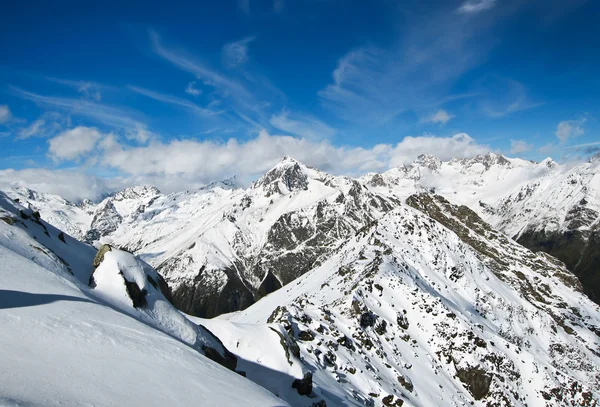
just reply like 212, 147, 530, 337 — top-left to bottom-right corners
477, 77, 542, 118
46, 77, 110, 101
185, 81, 201, 96
270, 109, 335, 140
149, 30, 284, 130
238, 0, 251, 15
318, 4, 497, 125
10, 86, 148, 132
458, 0, 496, 14
273, 0, 284, 13
223, 36, 255, 68
0, 105, 12, 124
149, 30, 253, 107
423, 109, 454, 125
128, 85, 219, 116
16, 112, 69, 140
556, 118, 586, 143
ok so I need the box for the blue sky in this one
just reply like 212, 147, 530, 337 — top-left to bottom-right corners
1, 0, 599, 200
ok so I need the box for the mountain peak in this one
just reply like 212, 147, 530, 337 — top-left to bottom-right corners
255, 156, 309, 195
113, 185, 161, 201
414, 154, 442, 170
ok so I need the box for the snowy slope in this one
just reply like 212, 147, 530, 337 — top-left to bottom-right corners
5, 186, 94, 240
0, 192, 288, 407
228, 194, 600, 406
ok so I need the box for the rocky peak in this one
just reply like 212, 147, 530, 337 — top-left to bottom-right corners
113, 186, 161, 201
471, 153, 512, 169
540, 157, 558, 169
254, 156, 309, 195
84, 200, 123, 242
589, 152, 600, 164
413, 154, 442, 171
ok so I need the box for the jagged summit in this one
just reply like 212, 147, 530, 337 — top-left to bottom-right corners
254, 156, 310, 195
540, 157, 558, 168
113, 185, 161, 201
413, 153, 442, 170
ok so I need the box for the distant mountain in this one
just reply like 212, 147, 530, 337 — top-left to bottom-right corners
364, 152, 600, 303
7, 153, 600, 311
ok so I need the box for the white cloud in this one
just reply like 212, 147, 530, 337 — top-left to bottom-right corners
424, 110, 454, 125
223, 36, 255, 68
185, 81, 201, 96
270, 110, 335, 140
48, 126, 105, 161
3, 129, 492, 199
101, 130, 489, 186
0, 105, 12, 123
388, 133, 489, 167
150, 31, 272, 128
556, 118, 585, 143
458, 0, 496, 14
0, 168, 124, 202
510, 139, 534, 154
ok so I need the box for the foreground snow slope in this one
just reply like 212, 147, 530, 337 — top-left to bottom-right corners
229, 195, 600, 406
0, 192, 287, 407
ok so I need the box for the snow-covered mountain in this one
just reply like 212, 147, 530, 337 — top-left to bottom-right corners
227, 193, 600, 406
6, 153, 600, 311
0, 191, 288, 407
2, 154, 600, 406
363, 152, 600, 303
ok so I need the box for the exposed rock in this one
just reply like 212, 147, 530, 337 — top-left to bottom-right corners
298, 330, 315, 341
456, 367, 492, 400
360, 311, 377, 329
123, 279, 147, 308
93, 244, 112, 269
256, 270, 282, 299
382, 395, 404, 406
292, 372, 313, 395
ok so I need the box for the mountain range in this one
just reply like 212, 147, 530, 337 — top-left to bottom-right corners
2, 153, 599, 406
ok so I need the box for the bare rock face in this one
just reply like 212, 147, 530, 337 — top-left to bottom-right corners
85, 201, 122, 242
292, 372, 313, 395
93, 244, 113, 269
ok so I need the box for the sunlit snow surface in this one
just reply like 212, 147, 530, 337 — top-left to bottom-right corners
0, 192, 287, 407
